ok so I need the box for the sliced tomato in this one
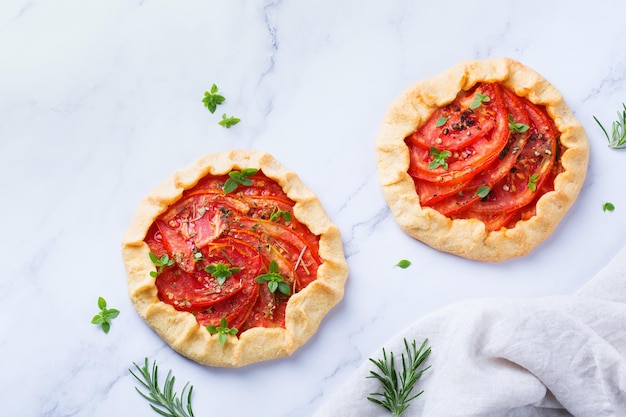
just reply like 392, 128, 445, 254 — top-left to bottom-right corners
146, 171, 322, 331
407, 83, 509, 185
234, 218, 320, 289
459, 209, 520, 232
468, 97, 557, 214
406, 84, 498, 151
144, 223, 169, 258
156, 220, 196, 273
245, 195, 294, 220
415, 177, 470, 205
194, 282, 260, 329
426, 87, 532, 216
154, 238, 262, 311
241, 285, 289, 331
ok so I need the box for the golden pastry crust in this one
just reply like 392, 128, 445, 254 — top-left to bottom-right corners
122, 150, 349, 367
375, 57, 589, 262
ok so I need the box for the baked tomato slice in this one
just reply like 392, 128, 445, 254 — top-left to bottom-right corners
228, 219, 320, 291
427, 87, 532, 216
468, 97, 557, 214
241, 284, 289, 330
156, 220, 196, 273
155, 237, 262, 311
407, 83, 509, 186
406, 83, 498, 151
194, 282, 260, 329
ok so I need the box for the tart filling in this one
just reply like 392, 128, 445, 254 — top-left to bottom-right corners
122, 150, 348, 367
375, 58, 589, 262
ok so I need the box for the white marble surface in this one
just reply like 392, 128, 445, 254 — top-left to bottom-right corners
2, 0, 626, 415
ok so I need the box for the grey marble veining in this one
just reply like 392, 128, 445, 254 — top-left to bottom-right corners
1, 0, 626, 416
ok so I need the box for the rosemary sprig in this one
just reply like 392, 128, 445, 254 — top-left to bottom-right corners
367, 338, 431, 417
593, 103, 626, 149
129, 358, 195, 417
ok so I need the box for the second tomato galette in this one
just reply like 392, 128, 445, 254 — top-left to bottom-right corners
376, 58, 589, 262
122, 150, 348, 367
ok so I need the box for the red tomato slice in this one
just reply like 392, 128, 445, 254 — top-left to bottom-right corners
407, 84, 497, 151
154, 238, 262, 311
156, 220, 196, 273
144, 223, 169, 258
460, 209, 519, 232
467, 96, 557, 214
145, 171, 322, 331
241, 285, 289, 330
229, 218, 320, 291
427, 87, 532, 216
415, 177, 470, 205
407, 83, 510, 185
194, 282, 260, 329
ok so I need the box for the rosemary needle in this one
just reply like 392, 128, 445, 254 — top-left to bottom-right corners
129, 358, 195, 417
367, 338, 431, 417
593, 103, 626, 150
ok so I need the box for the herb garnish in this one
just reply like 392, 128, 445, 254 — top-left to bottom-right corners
603, 202, 615, 212
205, 262, 240, 285
219, 113, 241, 128
395, 259, 411, 269
206, 317, 238, 345
508, 114, 530, 133
149, 252, 175, 278
130, 358, 195, 417
269, 207, 292, 222
254, 260, 291, 295
91, 296, 120, 334
223, 168, 258, 194
528, 173, 539, 191
428, 146, 451, 170
435, 116, 448, 127
593, 103, 626, 150
475, 185, 491, 198
470, 93, 490, 110
202, 84, 225, 114
367, 338, 432, 417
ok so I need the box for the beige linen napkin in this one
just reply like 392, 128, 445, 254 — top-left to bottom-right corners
314, 247, 626, 417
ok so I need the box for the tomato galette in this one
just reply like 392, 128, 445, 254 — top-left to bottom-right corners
122, 150, 348, 367
375, 58, 589, 262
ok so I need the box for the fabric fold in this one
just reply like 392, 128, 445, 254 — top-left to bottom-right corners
314, 247, 626, 417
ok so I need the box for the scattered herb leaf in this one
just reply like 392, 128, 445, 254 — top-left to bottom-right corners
218, 113, 240, 128
528, 173, 539, 191
428, 146, 451, 170
593, 103, 626, 150
206, 317, 238, 345
254, 260, 291, 295
149, 252, 175, 278
435, 117, 448, 127
223, 168, 258, 194
470, 93, 490, 110
205, 262, 241, 285
395, 259, 411, 269
508, 114, 530, 133
269, 207, 293, 222
603, 202, 615, 212
367, 338, 432, 417
201, 84, 226, 114
475, 185, 491, 199
130, 358, 195, 417
91, 296, 120, 334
